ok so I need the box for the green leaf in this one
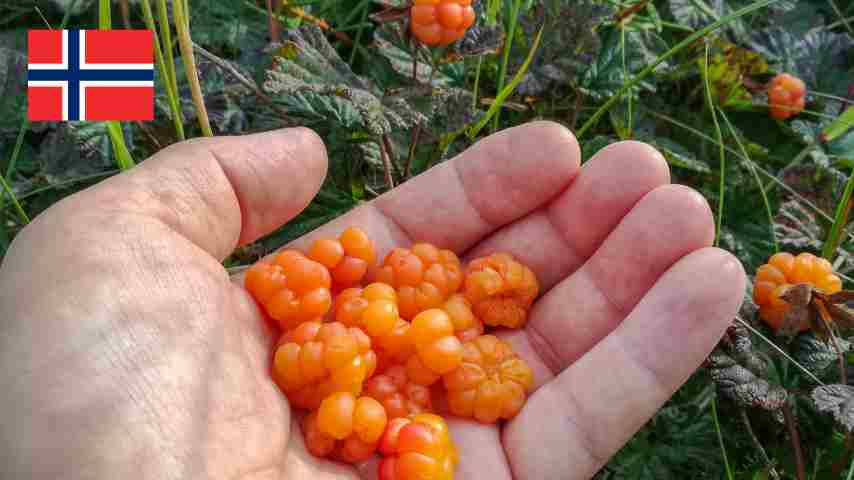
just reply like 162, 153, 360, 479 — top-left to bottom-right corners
822, 106, 854, 144
653, 137, 713, 173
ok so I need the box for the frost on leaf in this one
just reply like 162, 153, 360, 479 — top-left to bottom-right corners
708, 352, 787, 410
774, 197, 852, 277
812, 384, 854, 433
264, 26, 425, 136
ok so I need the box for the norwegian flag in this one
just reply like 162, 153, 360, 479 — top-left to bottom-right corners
27, 29, 154, 121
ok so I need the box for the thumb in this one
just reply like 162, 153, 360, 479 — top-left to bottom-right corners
71, 127, 328, 260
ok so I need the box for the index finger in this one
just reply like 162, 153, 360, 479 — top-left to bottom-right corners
288, 121, 580, 255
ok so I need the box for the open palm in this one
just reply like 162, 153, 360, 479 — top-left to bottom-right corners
0, 122, 744, 480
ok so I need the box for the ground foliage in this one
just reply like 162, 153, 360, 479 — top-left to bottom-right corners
2, 0, 854, 477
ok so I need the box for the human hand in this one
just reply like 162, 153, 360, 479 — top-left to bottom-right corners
0, 121, 745, 480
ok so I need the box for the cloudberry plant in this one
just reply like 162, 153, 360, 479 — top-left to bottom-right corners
768, 73, 806, 120
378, 413, 458, 480
753, 252, 843, 332
443, 334, 534, 423
410, 0, 476, 47
464, 253, 539, 328
303, 393, 388, 463
365, 365, 433, 419
273, 321, 377, 410
334, 283, 402, 338
406, 309, 463, 386
370, 243, 463, 320
244, 250, 332, 330
307, 227, 377, 290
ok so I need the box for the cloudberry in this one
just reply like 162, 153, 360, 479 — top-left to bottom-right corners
406, 309, 463, 385
753, 252, 842, 332
464, 253, 539, 329
442, 293, 484, 343
374, 318, 417, 374
410, 0, 476, 47
272, 321, 377, 410
442, 334, 534, 423
334, 283, 402, 338
768, 73, 806, 120
303, 393, 388, 463
370, 244, 463, 320
307, 227, 377, 290
365, 365, 433, 419
244, 250, 332, 330
378, 413, 458, 480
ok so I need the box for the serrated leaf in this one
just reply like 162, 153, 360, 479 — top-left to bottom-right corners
373, 25, 453, 86
653, 137, 712, 173
708, 352, 788, 410
813, 384, 854, 432
795, 334, 852, 376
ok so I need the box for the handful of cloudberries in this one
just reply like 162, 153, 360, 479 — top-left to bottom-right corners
244, 227, 539, 479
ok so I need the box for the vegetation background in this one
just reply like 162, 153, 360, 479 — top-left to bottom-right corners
1, 0, 854, 478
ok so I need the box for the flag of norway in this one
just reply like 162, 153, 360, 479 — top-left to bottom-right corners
27, 29, 154, 121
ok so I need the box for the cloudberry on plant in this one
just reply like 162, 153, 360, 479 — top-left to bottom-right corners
303, 393, 388, 463
378, 413, 458, 480
464, 252, 539, 329
768, 73, 806, 120
443, 334, 534, 423
406, 309, 463, 386
753, 252, 843, 332
334, 283, 402, 338
370, 243, 463, 320
410, 0, 476, 47
307, 227, 377, 290
273, 321, 377, 410
244, 250, 332, 330
365, 364, 432, 419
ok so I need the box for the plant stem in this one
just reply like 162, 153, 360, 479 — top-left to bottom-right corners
173, 0, 213, 136
711, 397, 734, 480
141, 0, 185, 140
703, 41, 725, 247
739, 408, 780, 480
577, 0, 781, 138
621, 25, 632, 138
822, 167, 854, 261
119, 0, 131, 28
266, 0, 282, 43
379, 137, 395, 190
405, 123, 422, 179
783, 401, 807, 480
99, 0, 136, 170
0, 174, 29, 225
491, 0, 523, 133
472, 56, 483, 110
99, 0, 111, 27
156, 0, 181, 117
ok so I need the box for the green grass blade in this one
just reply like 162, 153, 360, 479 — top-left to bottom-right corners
490, 0, 523, 133
100, 0, 136, 170
173, 0, 213, 136
467, 25, 543, 139
0, 174, 29, 225
821, 167, 854, 261
99, 0, 111, 27
718, 108, 779, 253
703, 41, 725, 247
576, 0, 781, 138
156, 0, 181, 115
821, 105, 854, 143
711, 397, 735, 480
140, 0, 185, 140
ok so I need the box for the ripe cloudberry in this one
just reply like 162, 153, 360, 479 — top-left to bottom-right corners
768, 73, 806, 120
406, 309, 463, 386
753, 252, 843, 332
410, 0, 476, 47
365, 364, 433, 419
378, 413, 458, 480
443, 334, 534, 423
244, 250, 332, 330
442, 293, 484, 343
273, 321, 377, 410
334, 283, 402, 338
370, 244, 463, 320
463, 253, 539, 329
303, 393, 387, 463
307, 227, 377, 290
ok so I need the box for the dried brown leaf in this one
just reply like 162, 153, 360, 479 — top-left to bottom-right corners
812, 384, 854, 432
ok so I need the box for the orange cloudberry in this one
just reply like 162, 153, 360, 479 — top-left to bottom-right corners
370, 243, 463, 320
753, 252, 842, 332
768, 73, 806, 120
378, 413, 458, 480
303, 393, 388, 463
406, 309, 463, 386
334, 283, 402, 338
410, 0, 476, 47
442, 334, 534, 423
463, 252, 538, 329
365, 364, 433, 419
273, 321, 377, 410
244, 250, 332, 330
307, 227, 377, 290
